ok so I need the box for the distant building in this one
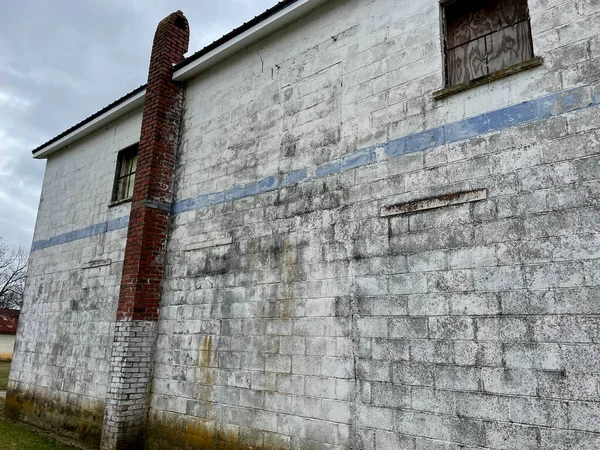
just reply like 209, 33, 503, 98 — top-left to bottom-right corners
0, 310, 19, 361
7, 0, 600, 449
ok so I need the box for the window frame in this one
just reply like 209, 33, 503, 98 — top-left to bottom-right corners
110, 144, 139, 205
435, 0, 542, 99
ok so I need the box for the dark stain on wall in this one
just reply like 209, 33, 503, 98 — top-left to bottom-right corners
6, 388, 104, 448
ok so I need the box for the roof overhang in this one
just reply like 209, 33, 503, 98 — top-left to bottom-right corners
32, 0, 330, 159
33, 88, 146, 159
173, 0, 330, 81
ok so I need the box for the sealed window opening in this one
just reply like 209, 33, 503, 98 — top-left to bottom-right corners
442, 0, 534, 87
113, 145, 138, 202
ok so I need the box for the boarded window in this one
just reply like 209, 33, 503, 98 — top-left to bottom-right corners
443, 0, 534, 87
113, 145, 138, 202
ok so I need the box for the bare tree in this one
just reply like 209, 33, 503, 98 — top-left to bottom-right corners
0, 237, 28, 309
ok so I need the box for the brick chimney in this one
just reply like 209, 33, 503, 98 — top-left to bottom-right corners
100, 11, 189, 450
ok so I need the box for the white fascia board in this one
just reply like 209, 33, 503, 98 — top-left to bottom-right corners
173, 0, 330, 82
34, 0, 330, 159
33, 89, 146, 159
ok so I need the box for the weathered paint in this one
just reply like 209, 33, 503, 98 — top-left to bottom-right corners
11, 0, 600, 448
30, 78, 600, 250
381, 189, 487, 216
5, 389, 104, 447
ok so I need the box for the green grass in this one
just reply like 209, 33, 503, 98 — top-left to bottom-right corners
0, 397, 79, 450
0, 361, 10, 390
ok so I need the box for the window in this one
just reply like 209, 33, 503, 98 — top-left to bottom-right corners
112, 144, 138, 202
442, 0, 534, 87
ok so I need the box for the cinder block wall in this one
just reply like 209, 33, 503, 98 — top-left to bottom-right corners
7, 0, 600, 448
7, 109, 142, 447
149, 0, 600, 448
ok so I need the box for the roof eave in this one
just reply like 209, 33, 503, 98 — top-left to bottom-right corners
173, 0, 331, 82
32, 0, 330, 159
33, 89, 146, 159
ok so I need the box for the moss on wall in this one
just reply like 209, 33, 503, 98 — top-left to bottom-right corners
146, 411, 290, 450
5, 387, 104, 448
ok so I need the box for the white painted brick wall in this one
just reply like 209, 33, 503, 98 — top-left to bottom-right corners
153, 0, 600, 448
11, 0, 600, 448
100, 321, 158, 450
8, 108, 142, 442
33, 108, 141, 241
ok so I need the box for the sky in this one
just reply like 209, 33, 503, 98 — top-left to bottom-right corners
0, 0, 277, 249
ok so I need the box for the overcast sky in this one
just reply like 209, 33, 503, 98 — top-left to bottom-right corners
0, 0, 277, 249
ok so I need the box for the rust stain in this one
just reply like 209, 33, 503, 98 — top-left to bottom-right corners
147, 413, 290, 450
196, 335, 216, 393
200, 335, 213, 368
382, 188, 487, 216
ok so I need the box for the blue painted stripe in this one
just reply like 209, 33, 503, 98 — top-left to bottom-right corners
385, 137, 407, 157
282, 168, 308, 187
31, 215, 129, 251
172, 174, 280, 214
342, 147, 377, 170
444, 114, 491, 142
31, 80, 600, 251
314, 160, 342, 178
406, 128, 445, 153
487, 101, 538, 132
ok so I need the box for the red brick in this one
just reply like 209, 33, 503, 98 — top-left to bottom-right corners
117, 11, 189, 322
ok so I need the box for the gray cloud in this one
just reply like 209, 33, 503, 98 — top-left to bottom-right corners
0, 0, 276, 248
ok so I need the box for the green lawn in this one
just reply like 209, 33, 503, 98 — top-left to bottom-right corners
0, 361, 10, 390
0, 397, 79, 450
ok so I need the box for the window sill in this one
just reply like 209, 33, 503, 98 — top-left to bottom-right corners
108, 197, 133, 208
432, 56, 544, 101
